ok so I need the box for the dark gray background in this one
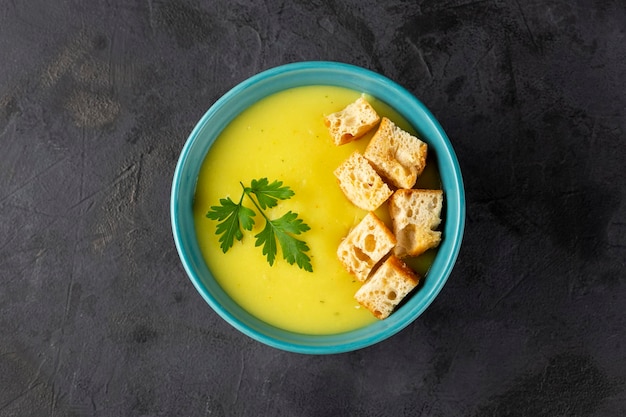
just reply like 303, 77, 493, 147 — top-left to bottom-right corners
1, 0, 625, 416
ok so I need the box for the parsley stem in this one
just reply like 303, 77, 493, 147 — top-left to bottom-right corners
237, 186, 245, 206
240, 182, 270, 221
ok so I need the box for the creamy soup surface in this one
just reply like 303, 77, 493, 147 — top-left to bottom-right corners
194, 85, 440, 335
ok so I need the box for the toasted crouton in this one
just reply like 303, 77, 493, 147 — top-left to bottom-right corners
364, 117, 428, 189
388, 189, 444, 257
354, 255, 420, 319
324, 97, 381, 146
337, 212, 396, 282
334, 151, 393, 211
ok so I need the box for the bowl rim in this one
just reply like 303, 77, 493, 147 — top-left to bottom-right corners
171, 61, 465, 354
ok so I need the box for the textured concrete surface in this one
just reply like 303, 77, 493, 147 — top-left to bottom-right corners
1, 1, 625, 416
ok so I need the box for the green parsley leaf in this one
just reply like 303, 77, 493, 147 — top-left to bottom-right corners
254, 211, 312, 272
254, 221, 278, 266
206, 179, 313, 272
271, 210, 311, 235
273, 217, 312, 272
247, 178, 295, 209
206, 196, 255, 253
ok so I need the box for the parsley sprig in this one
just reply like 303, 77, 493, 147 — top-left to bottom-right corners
206, 178, 313, 272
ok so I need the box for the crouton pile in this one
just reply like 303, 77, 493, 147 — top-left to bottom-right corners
324, 96, 444, 319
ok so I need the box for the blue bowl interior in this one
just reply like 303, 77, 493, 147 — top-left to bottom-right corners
171, 61, 465, 354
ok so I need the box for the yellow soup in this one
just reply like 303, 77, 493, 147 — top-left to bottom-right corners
194, 85, 440, 335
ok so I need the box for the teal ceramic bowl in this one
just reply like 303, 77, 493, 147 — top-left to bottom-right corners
171, 61, 465, 354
